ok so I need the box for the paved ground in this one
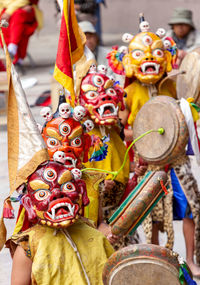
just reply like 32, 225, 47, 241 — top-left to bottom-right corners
0, 0, 200, 284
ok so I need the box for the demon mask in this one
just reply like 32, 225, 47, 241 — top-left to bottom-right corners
41, 116, 91, 169
122, 30, 173, 84
79, 66, 125, 126
21, 161, 89, 228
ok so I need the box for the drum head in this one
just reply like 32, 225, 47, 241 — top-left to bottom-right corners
177, 51, 200, 105
103, 244, 188, 285
133, 96, 180, 164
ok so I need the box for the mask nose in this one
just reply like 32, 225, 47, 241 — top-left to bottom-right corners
50, 188, 66, 201
59, 142, 69, 152
145, 52, 154, 61
100, 93, 112, 102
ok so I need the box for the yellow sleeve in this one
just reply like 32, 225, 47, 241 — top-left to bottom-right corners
5, 0, 30, 15
125, 81, 149, 125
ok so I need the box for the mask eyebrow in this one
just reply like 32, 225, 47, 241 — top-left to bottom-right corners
46, 128, 62, 140
104, 79, 113, 89
68, 126, 82, 139
81, 84, 98, 92
58, 170, 72, 185
151, 40, 164, 50
30, 180, 50, 190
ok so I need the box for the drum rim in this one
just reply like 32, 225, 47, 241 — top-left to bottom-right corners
133, 96, 188, 166
102, 244, 188, 285
133, 97, 179, 161
177, 51, 200, 105
107, 256, 180, 285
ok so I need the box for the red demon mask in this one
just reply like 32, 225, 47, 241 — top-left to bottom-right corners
42, 117, 91, 169
79, 71, 125, 125
21, 161, 89, 228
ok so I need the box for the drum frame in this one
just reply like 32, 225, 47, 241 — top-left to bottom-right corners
109, 171, 168, 236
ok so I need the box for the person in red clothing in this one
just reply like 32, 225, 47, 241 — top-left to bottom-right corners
0, 0, 42, 65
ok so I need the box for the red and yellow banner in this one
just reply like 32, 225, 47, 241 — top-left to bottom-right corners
53, 0, 84, 106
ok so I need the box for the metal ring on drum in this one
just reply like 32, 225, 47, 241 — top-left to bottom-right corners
133, 96, 189, 167
102, 244, 192, 285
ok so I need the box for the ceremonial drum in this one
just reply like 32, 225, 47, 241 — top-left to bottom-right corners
109, 171, 168, 236
102, 244, 191, 285
133, 96, 189, 166
176, 49, 200, 106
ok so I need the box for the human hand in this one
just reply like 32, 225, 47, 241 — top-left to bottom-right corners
104, 179, 116, 191
134, 163, 147, 176
98, 223, 119, 244
176, 49, 187, 66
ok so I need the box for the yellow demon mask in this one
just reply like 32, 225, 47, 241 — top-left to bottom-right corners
122, 31, 172, 84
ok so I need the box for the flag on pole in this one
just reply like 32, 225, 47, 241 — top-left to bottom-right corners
0, 23, 49, 196
53, 0, 85, 106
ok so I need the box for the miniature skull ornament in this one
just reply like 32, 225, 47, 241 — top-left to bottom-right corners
71, 168, 82, 180
122, 33, 134, 43
97, 65, 107, 75
163, 38, 172, 49
88, 64, 97, 73
40, 107, 53, 122
156, 28, 166, 39
118, 46, 128, 54
53, 151, 66, 164
59, 103, 71, 119
73, 106, 86, 121
83, 120, 94, 132
109, 75, 115, 83
139, 21, 150, 32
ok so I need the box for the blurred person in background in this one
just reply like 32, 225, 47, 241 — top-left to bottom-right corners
0, 0, 43, 66
167, 8, 200, 66
74, 0, 97, 26
79, 20, 109, 66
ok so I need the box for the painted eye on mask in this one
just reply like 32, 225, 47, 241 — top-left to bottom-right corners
70, 137, 82, 147
59, 123, 71, 136
93, 75, 104, 87
131, 49, 144, 59
142, 35, 153, 46
62, 182, 76, 192
43, 168, 57, 182
85, 90, 98, 100
106, 88, 117, 96
34, 189, 51, 201
152, 48, 164, 58
47, 138, 61, 148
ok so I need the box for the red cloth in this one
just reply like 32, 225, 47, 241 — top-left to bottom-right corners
0, 60, 6, 71
0, 7, 38, 63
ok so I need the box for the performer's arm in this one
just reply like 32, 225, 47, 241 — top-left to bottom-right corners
11, 245, 32, 285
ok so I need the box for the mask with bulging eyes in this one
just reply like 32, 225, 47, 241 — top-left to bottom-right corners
79, 72, 125, 126
42, 117, 91, 169
122, 31, 173, 84
21, 161, 89, 228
